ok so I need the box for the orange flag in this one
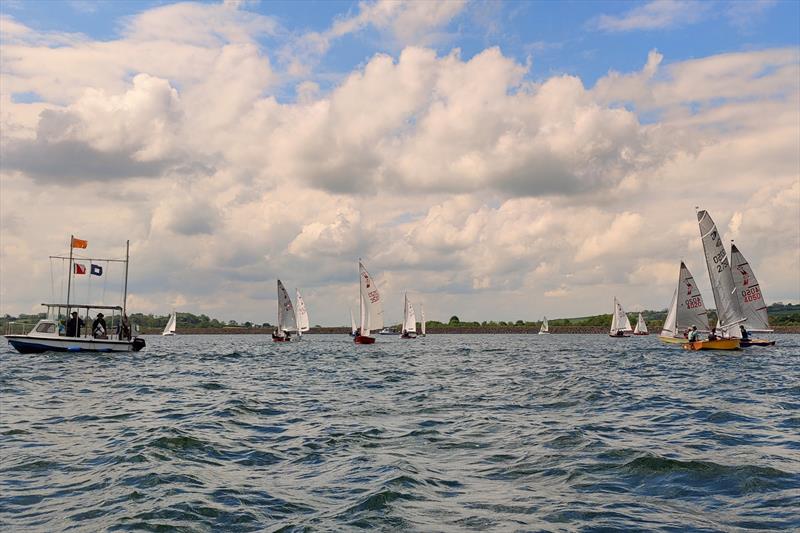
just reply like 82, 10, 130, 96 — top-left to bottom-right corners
71, 237, 88, 249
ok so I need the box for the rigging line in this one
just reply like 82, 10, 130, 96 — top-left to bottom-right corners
49, 257, 55, 304
102, 259, 108, 304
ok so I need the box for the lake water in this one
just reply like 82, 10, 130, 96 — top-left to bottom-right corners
2, 334, 799, 531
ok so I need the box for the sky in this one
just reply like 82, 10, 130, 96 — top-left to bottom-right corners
1, 0, 798, 326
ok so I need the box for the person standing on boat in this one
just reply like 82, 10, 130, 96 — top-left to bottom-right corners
66, 311, 84, 337
739, 325, 750, 341
92, 313, 107, 338
120, 314, 132, 340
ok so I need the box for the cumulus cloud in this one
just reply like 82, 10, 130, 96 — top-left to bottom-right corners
0, 2, 797, 324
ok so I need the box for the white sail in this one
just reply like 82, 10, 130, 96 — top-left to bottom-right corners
661, 262, 712, 337
420, 304, 426, 335
295, 289, 310, 333
162, 311, 176, 336
730, 243, 772, 332
350, 307, 357, 335
402, 293, 417, 333
610, 297, 633, 334
634, 312, 648, 334
277, 280, 297, 334
539, 316, 549, 334
359, 261, 383, 336
697, 210, 744, 337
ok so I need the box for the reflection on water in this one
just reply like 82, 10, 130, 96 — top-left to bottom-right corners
2, 334, 799, 531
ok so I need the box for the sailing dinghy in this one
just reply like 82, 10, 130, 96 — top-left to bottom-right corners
273, 280, 297, 342
400, 293, 417, 339
419, 304, 426, 337
659, 262, 712, 344
729, 243, 775, 346
355, 260, 384, 344
688, 210, 743, 350
295, 289, 310, 339
538, 317, 550, 335
609, 297, 633, 337
633, 313, 648, 335
162, 311, 177, 336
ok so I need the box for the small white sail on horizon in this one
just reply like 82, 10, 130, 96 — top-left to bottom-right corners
697, 210, 745, 337
730, 243, 772, 332
538, 316, 549, 335
633, 312, 648, 335
401, 293, 417, 337
295, 289, 310, 336
359, 261, 384, 337
350, 307, 358, 335
276, 280, 297, 337
162, 311, 177, 336
420, 304, 426, 336
610, 297, 633, 336
660, 262, 711, 340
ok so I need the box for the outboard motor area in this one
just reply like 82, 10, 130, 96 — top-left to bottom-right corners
132, 338, 146, 352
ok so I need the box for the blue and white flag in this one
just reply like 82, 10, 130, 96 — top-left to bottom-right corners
90, 264, 103, 276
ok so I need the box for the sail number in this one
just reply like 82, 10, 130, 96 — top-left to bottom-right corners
712, 250, 729, 272
742, 286, 761, 303
368, 290, 380, 303
685, 296, 703, 309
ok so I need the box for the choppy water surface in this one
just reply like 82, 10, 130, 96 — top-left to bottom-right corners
2, 334, 799, 531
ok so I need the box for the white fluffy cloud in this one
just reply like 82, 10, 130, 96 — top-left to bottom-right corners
0, 2, 797, 325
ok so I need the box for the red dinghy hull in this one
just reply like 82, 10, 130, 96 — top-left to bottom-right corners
354, 335, 375, 344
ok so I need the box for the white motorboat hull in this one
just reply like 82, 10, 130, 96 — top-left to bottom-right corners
5, 335, 145, 354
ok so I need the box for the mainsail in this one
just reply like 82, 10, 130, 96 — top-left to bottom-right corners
730, 243, 772, 332
277, 280, 297, 334
697, 210, 744, 337
350, 307, 357, 335
633, 313, 648, 334
662, 262, 712, 338
402, 293, 417, 333
295, 289, 310, 333
162, 311, 177, 336
359, 261, 383, 336
610, 297, 633, 334
539, 316, 549, 334
420, 304, 426, 335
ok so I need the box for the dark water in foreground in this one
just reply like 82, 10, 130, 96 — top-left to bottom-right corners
1, 334, 799, 532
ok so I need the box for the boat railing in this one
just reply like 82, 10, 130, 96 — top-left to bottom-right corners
4, 322, 37, 336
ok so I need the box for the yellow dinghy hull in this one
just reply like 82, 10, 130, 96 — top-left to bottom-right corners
659, 335, 688, 345
682, 339, 741, 351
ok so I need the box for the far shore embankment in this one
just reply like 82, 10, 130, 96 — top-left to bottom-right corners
141, 325, 800, 335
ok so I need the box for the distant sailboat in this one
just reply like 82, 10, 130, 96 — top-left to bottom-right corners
633, 313, 648, 335
609, 297, 632, 337
355, 260, 383, 344
659, 262, 711, 344
295, 289, 309, 339
273, 280, 297, 342
538, 316, 550, 335
729, 242, 775, 346
349, 307, 358, 337
162, 311, 177, 336
419, 304, 426, 337
400, 293, 417, 339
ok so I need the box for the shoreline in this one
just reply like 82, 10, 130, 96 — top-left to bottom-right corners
141, 325, 800, 335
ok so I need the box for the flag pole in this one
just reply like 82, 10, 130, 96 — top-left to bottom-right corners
123, 240, 130, 316
66, 234, 74, 323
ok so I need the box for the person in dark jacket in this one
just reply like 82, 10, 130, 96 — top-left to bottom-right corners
66, 311, 84, 337
92, 313, 107, 338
